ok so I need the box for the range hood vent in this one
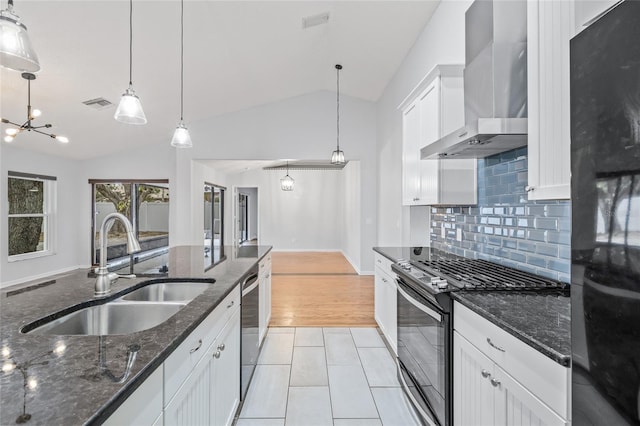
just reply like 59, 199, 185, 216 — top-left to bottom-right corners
422, 0, 528, 159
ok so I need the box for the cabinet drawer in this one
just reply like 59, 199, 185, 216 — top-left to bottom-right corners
374, 253, 394, 276
164, 286, 240, 404
454, 302, 569, 418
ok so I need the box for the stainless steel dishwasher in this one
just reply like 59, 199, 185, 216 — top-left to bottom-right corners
240, 265, 259, 400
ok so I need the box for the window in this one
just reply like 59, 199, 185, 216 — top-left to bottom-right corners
90, 180, 169, 274
8, 171, 56, 261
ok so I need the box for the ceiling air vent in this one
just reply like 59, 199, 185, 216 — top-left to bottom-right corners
82, 97, 113, 110
302, 12, 330, 29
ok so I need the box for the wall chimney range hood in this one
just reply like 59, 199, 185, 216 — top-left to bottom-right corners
421, 0, 528, 159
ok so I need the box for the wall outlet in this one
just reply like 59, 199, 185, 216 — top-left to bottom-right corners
456, 228, 463, 242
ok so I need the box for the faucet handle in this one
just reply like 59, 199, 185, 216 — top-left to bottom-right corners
117, 274, 137, 279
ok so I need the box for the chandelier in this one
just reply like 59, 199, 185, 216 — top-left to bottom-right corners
2, 72, 68, 143
280, 161, 294, 191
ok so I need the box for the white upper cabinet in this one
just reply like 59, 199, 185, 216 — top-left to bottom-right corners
400, 65, 477, 206
526, 0, 574, 200
574, 0, 620, 34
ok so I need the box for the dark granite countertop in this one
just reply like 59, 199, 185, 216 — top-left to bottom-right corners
452, 291, 571, 366
373, 246, 571, 367
0, 245, 271, 425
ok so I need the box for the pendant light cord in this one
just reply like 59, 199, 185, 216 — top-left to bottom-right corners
128, 0, 133, 86
180, 0, 184, 121
336, 65, 340, 151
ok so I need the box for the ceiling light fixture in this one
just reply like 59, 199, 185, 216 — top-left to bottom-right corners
170, 0, 192, 148
0, 0, 40, 73
1, 72, 68, 143
331, 64, 345, 165
114, 0, 146, 125
280, 161, 294, 191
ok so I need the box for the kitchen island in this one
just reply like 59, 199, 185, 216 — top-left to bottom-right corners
0, 245, 271, 425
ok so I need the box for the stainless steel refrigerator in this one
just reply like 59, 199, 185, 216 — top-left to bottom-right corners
571, 1, 640, 424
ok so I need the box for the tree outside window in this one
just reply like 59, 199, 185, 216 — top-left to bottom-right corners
8, 172, 55, 260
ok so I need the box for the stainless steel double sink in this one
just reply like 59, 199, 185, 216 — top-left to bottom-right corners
22, 281, 213, 336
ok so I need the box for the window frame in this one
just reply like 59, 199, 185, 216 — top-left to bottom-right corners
7, 171, 57, 262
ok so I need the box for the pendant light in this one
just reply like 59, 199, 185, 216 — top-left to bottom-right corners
114, 0, 147, 125
330, 64, 345, 165
2, 72, 68, 143
0, 0, 40, 73
170, 0, 192, 148
280, 161, 294, 191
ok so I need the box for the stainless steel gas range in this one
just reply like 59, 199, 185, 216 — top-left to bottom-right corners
392, 252, 566, 426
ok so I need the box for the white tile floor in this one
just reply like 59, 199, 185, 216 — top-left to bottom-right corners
237, 327, 422, 426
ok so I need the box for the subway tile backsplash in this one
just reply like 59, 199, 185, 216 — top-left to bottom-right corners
430, 147, 571, 283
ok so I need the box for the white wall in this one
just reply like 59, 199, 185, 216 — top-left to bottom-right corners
342, 161, 362, 272
226, 168, 345, 251
179, 91, 377, 272
375, 0, 471, 246
0, 145, 84, 286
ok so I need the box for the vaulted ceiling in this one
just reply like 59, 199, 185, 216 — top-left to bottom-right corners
1, 1, 439, 160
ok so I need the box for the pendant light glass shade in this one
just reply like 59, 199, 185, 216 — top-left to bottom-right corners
280, 161, 294, 191
331, 64, 345, 165
115, 0, 146, 125
114, 85, 147, 124
0, 1, 40, 73
280, 174, 294, 191
331, 149, 345, 165
171, 120, 192, 148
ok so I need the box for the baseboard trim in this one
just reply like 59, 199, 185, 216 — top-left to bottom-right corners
1, 265, 88, 290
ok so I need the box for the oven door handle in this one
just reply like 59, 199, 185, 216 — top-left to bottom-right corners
397, 280, 443, 322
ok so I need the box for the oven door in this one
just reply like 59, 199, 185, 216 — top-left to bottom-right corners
397, 277, 450, 426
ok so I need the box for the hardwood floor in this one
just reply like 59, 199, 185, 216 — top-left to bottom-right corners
270, 252, 376, 327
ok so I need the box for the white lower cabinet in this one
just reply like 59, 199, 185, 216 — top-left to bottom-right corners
259, 253, 272, 345
373, 253, 397, 355
164, 294, 241, 426
103, 366, 163, 426
453, 302, 570, 426
454, 333, 567, 426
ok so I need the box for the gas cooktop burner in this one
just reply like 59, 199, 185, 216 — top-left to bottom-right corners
412, 258, 567, 291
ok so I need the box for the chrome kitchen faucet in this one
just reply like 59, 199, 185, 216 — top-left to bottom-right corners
94, 212, 141, 297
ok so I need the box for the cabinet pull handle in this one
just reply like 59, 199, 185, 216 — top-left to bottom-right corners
481, 369, 491, 378
490, 378, 501, 387
218, 343, 225, 351
525, 186, 535, 192
458, 131, 468, 138
382, 278, 388, 283
487, 338, 506, 352
213, 351, 221, 359
189, 339, 202, 354
377, 259, 382, 263
227, 300, 235, 309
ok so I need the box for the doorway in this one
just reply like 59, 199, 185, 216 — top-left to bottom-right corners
236, 187, 258, 246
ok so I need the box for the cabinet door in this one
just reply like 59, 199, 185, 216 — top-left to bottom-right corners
418, 80, 441, 205
164, 346, 213, 426
265, 271, 271, 331
374, 270, 385, 330
103, 367, 163, 426
453, 332, 494, 426
383, 273, 397, 355
402, 103, 420, 205
493, 365, 568, 426
212, 308, 241, 426
527, 0, 573, 200
259, 275, 267, 344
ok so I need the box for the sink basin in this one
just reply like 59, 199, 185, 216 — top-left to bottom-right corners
121, 282, 210, 302
24, 302, 185, 336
